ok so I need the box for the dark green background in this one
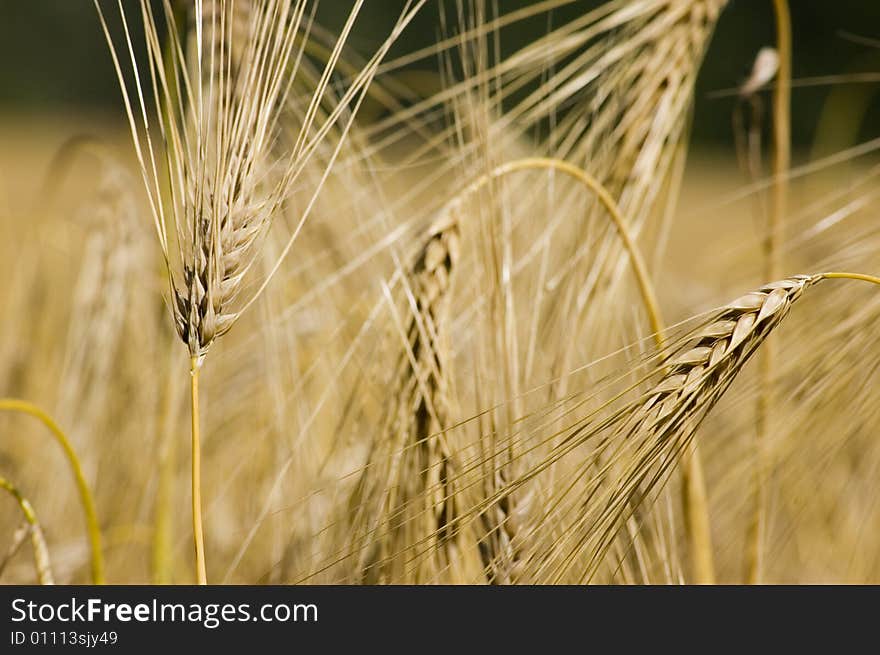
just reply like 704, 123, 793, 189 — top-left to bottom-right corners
1, 1, 879, 145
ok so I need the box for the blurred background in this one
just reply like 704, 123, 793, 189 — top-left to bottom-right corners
2, 1, 880, 147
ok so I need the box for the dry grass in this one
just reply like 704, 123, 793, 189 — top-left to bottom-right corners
2, 0, 880, 585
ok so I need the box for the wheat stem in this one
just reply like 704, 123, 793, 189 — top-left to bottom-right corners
681, 441, 714, 583
771, 1, 792, 252
455, 158, 664, 341
190, 357, 207, 585
749, 0, 791, 585
0, 475, 54, 584
820, 272, 880, 287
0, 399, 104, 584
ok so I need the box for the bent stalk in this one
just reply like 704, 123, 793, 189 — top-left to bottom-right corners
447, 157, 714, 583
0, 399, 104, 584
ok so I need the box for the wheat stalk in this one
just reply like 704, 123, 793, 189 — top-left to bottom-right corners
750, 0, 792, 585
0, 400, 103, 583
0, 475, 53, 585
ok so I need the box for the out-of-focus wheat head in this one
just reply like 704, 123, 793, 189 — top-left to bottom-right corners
345, 214, 488, 584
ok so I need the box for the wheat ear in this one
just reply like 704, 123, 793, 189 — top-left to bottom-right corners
351, 216, 462, 583
576, 272, 880, 581
492, 275, 815, 582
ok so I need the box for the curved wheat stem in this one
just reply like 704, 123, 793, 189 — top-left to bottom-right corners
448, 158, 664, 344
0, 399, 104, 584
437, 157, 712, 583
0, 475, 53, 585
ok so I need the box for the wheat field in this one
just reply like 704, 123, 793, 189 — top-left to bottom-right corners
1, 0, 880, 585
